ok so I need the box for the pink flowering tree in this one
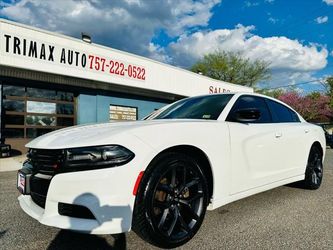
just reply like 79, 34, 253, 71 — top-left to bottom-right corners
278, 91, 333, 122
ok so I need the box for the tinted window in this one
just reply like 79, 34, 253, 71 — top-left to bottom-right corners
27, 87, 56, 99
227, 95, 272, 123
57, 103, 74, 115
5, 115, 24, 125
266, 99, 300, 123
57, 91, 74, 101
152, 94, 234, 120
3, 128, 24, 138
57, 117, 74, 126
3, 85, 25, 96
3, 99, 25, 112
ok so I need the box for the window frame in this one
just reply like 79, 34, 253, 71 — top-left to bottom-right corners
2, 84, 76, 138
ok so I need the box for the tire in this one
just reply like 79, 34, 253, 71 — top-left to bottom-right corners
132, 152, 209, 249
302, 145, 323, 190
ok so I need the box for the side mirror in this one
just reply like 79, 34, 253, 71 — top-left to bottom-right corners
232, 108, 261, 123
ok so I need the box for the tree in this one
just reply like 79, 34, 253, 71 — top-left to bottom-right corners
191, 51, 271, 87
278, 91, 332, 122
323, 76, 333, 108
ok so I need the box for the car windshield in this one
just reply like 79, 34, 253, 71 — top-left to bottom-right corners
149, 94, 234, 120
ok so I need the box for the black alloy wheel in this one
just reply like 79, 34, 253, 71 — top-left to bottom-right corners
132, 152, 209, 248
303, 145, 323, 190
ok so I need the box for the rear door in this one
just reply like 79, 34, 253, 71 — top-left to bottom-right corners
265, 98, 310, 176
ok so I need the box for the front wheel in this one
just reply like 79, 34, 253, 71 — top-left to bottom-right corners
302, 145, 323, 190
132, 152, 209, 248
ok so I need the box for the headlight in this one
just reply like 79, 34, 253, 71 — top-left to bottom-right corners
65, 145, 135, 171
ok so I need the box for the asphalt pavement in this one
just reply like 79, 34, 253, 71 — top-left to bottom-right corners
1, 150, 333, 250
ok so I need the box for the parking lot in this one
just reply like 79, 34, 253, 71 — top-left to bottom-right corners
1, 150, 333, 250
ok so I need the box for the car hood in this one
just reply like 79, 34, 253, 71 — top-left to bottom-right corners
25, 119, 212, 149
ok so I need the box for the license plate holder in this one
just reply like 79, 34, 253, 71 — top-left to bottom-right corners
17, 169, 31, 195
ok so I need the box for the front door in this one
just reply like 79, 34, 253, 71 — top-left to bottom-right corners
227, 95, 290, 194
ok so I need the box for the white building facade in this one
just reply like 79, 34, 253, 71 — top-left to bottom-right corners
0, 19, 252, 153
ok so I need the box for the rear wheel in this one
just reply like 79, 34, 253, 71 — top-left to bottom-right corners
132, 152, 209, 248
302, 145, 323, 190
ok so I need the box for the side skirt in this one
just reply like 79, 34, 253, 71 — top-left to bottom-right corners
207, 174, 305, 210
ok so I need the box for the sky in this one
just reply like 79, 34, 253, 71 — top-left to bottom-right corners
0, 0, 332, 93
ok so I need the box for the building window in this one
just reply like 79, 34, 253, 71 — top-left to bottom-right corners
110, 104, 138, 121
2, 84, 76, 139
27, 101, 56, 114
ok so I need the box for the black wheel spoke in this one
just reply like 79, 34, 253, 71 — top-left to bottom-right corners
182, 166, 187, 186
158, 208, 170, 229
179, 178, 200, 194
171, 168, 176, 187
178, 210, 190, 232
157, 184, 173, 194
312, 172, 317, 184
185, 178, 200, 189
181, 202, 200, 221
167, 207, 179, 236
179, 192, 203, 205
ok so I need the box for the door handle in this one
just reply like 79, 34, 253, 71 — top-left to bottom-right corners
275, 132, 282, 138
305, 129, 310, 133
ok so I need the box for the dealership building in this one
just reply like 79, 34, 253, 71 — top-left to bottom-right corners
0, 19, 252, 154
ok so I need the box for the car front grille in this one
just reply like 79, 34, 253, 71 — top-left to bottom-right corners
28, 149, 66, 208
28, 149, 66, 175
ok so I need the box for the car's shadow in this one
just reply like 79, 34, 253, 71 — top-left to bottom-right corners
47, 230, 126, 250
285, 181, 306, 189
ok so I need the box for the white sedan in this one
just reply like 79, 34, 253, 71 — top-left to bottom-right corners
17, 92, 325, 248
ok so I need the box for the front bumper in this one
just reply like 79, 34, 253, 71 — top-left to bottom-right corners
18, 163, 140, 234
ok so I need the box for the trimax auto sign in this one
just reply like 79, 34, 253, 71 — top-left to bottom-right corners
2, 33, 146, 81
4, 34, 81, 68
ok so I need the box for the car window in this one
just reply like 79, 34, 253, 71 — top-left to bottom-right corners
227, 95, 272, 123
152, 94, 234, 120
265, 99, 300, 123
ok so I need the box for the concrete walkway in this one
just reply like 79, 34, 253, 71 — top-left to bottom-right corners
0, 155, 26, 172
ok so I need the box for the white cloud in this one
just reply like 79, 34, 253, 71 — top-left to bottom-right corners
331, 50, 333, 56
147, 43, 172, 63
244, 1, 259, 7
262, 70, 314, 89
265, 0, 275, 3
0, 0, 221, 55
323, 0, 333, 5
168, 25, 328, 71
167, 25, 328, 88
315, 16, 328, 24
268, 17, 278, 24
